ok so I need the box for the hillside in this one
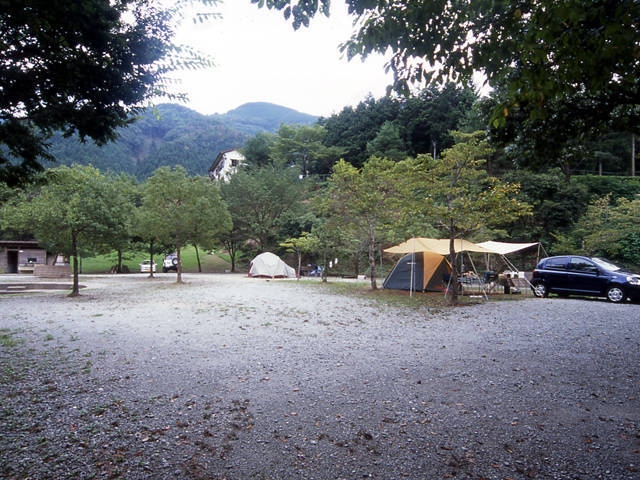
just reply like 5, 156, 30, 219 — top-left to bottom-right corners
215, 102, 319, 135
46, 103, 318, 179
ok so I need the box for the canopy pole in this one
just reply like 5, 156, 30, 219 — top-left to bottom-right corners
466, 251, 488, 301
501, 254, 520, 273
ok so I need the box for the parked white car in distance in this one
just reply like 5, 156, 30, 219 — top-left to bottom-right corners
140, 260, 156, 273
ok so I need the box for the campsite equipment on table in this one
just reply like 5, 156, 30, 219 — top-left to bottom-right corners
476, 241, 547, 293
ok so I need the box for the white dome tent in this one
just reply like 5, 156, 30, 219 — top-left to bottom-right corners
248, 252, 297, 279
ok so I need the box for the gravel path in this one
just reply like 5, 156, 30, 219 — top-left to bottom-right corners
1, 273, 639, 479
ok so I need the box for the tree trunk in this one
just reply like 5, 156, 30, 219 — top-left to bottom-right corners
148, 240, 155, 279
117, 249, 123, 273
368, 225, 377, 290
445, 219, 458, 305
322, 248, 328, 283
176, 245, 183, 283
224, 239, 237, 273
194, 244, 202, 272
69, 232, 80, 297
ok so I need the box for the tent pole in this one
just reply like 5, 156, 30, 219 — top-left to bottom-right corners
410, 251, 414, 298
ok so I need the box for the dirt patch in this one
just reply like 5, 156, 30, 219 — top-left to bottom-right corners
1, 273, 639, 479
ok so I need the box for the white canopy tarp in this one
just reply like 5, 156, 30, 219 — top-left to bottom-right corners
476, 241, 544, 289
476, 241, 539, 255
249, 252, 297, 278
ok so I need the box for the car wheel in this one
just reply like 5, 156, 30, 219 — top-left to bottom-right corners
172, 258, 178, 266
606, 286, 625, 303
532, 282, 548, 298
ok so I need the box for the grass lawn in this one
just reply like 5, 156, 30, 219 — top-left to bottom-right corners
315, 278, 529, 309
78, 246, 233, 274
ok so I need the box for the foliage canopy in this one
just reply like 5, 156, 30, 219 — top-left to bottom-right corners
0, 0, 216, 185
256, 0, 640, 159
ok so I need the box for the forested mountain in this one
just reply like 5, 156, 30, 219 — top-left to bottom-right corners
45, 103, 318, 179
215, 102, 319, 135
319, 86, 480, 168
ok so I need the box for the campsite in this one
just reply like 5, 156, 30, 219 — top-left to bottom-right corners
382, 238, 543, 298
1, 3, 639, 477
1, 273, 638, 479
241, 239, 541, 301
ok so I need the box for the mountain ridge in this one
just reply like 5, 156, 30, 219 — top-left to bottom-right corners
212, 101, 319, 135
46, 102, 319, 179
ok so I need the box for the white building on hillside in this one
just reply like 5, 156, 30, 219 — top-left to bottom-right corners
208, 149, 246, 182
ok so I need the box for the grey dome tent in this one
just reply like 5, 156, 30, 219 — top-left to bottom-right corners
383, 251, 451, 292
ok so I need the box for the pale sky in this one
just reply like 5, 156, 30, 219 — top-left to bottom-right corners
171, 1, 394, 117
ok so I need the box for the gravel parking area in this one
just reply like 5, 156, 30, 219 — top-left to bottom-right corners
1, 273, 639, 479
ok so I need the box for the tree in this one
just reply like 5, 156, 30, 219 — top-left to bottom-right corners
319, 86, 477, 167
243, 131, 276, 168
188, 176, 232, 272
320, 95, 402, 167
317, 156, 427, 289
0, 0, 216, 185
574, 195, 640, 266
366, 121, 407, 161
133, 205, 163, 278
270, 124, 343, 177
219, 163, 308, 257
424, 132, 531, 303
140, 166, 231, 283
280, 232, 320, 278
1, 165, 131, 296
103, 173, 141, 273
258, 0, 640, 163
398, 84, 479, 158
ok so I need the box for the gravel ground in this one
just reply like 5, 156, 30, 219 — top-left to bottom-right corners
1, 273, 639, 480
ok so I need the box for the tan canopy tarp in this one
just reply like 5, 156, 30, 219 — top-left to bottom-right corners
384, 237, 493, 255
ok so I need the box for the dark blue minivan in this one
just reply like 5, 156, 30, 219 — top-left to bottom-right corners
531, 255, 640, 303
